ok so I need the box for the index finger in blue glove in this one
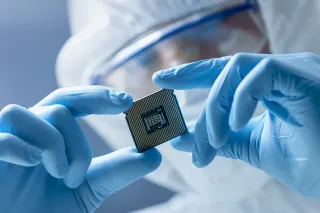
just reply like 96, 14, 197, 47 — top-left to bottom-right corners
152, 57, 231, 89
77, 147, 162, 211
152, 54, 263, 149
34, 86, 133, 117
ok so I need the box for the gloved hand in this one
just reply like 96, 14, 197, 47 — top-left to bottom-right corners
153, 52, 320, 199
0, 86, 161, 213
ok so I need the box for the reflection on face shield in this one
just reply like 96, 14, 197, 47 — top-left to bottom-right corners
93, 8, 269, 100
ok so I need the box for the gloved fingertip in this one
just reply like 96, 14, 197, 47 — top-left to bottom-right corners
118, 93, 133, 104
151, 75, 161, 86
56, 165, 69, 179
192, 151, 215, 168
192, 137, 217, 168
110, 92, 133, 107
152, 69, 174, 80
152, 71, 161, 81
229, 118, 243, 132
152, 69, 178, 88
209, 139, 226, 149
192, 153, 205, 168
192, 159, 207, 168
192, 151, 217, 168
137, 148, 162, 171
27, 149, 42, 165
64, 176, 86, 189
50, 168, 68, 179
205, 113, 230, 149
44, 154, 69, 179
229, 100, 255, 132
170, 138, 186, 151
21, 142, 42, 164
170, 133, 194, 152
229, 109, 239, 131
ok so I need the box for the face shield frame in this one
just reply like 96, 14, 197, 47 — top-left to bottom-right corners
88, 0, 267, 99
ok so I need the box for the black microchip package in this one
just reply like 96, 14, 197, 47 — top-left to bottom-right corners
124, 89, 188, 152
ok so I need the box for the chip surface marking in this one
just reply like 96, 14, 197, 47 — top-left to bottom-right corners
124, 89, 187, 152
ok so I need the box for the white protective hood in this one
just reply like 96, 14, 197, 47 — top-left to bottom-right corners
257, 0, 320, 54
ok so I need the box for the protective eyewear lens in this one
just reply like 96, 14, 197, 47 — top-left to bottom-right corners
91, 3, 268, 100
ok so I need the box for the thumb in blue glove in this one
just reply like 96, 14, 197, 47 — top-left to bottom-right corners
153, 52, 320, 199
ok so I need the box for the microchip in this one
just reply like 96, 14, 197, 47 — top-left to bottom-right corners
124, 89, 187, 152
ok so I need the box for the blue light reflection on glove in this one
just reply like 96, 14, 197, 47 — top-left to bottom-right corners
153, 53, 320, 199
0, 86, 161, 213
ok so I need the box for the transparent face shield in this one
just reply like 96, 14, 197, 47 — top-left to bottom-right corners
89, 2, 269, 100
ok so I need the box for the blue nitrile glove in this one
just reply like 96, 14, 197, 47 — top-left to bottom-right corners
153, 52, 320, 199
0, 86, 161, 213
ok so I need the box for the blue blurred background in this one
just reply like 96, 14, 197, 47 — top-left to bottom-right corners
0, 1, 173, 212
